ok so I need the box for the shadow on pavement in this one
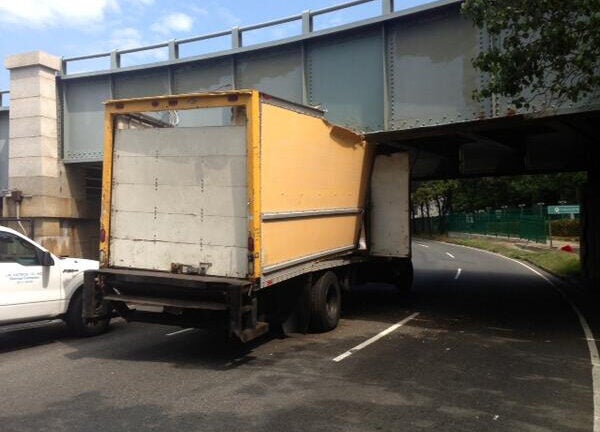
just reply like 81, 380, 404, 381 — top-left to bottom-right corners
0, 321, 79, 354
0, 262, 595, 431
342, 282, 412, 324
62, 323, 280, 370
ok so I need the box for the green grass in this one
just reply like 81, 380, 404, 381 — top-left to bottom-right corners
440, 237, 581, 278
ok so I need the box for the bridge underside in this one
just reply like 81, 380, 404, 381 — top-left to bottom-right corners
369, 107, 600, 289
369, 108, 598, 180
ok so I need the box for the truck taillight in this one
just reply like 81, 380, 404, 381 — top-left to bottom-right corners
100, 228, 106, 243
247, 236, 254, 252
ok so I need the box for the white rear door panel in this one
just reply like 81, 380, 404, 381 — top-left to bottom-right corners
109, 126, 249, 277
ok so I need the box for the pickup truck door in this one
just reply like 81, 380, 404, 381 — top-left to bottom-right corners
0, 231, 62, 324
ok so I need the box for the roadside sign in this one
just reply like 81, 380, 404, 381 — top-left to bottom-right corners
547, 205, 580, 215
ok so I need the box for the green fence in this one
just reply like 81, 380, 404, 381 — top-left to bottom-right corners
447, 210, 547, 243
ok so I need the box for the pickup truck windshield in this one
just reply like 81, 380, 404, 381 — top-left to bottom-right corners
0, 233, 40, 266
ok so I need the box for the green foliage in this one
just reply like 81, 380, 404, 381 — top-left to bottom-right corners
412, 173, 586, 240
462, 0, 600, 108
411, 180, 458, 210
412, 173, 586, 214
451, 173, 586, 212
550, 218, 581, 237
411, 180, 459, 234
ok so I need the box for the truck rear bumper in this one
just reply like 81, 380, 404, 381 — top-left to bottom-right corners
83, 268, 268, 342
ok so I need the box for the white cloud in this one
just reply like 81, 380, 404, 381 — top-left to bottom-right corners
151, 12, 194, 35
213, 5, 241, 27
0, 0, 119, 28
110, 27, 167, 62
110, 27, 143, 49
189, 5, 208, 17
270, 25, 298, 40
126, 0, 154, 6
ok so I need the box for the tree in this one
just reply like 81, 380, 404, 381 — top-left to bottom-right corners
414, 173, 587, 216
462, 0, 600, 108
411, 180, 458, 234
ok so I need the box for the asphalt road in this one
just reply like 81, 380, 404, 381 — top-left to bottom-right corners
0, 240, 596, 432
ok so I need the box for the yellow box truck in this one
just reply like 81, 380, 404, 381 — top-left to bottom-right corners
83, 90, 411, 342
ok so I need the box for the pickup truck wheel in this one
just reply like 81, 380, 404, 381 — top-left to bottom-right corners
309, 271, 341, 333
66, 290, 110, 337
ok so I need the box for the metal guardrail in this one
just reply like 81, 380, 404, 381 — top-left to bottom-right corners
447, 210, 548, 243
61, 0, 396, 74
414, 208, 549, 243
0, 91, 8, 107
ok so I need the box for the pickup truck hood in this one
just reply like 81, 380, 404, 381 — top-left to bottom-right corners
58, 257, 99, 273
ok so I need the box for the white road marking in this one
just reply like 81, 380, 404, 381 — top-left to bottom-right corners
436, 240, 600, 432
165, 328, 197, 337
417, 243, 430, 248
509, 260, 600, 432
446, 252, 455, 259
454, 268, 462, 280
333, 312, 420, 362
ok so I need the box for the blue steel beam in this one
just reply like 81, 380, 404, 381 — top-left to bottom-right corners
60, 0, 460, 78
59, 0, 470, 164
57, 0, 598, 164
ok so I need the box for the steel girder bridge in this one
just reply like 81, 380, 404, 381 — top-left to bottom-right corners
3, 0, 599, 180
53, 0, 599, 180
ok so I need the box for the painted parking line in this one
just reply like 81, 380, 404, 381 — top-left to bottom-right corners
446, 252, 456, 259
333, 312, 420, 362
165, 328, 197, 337
417, 243, 430, 248
454, 268, 462, 280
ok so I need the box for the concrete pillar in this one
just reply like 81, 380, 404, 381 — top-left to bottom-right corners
581, 148, 600, 291
4, 51, 99, 258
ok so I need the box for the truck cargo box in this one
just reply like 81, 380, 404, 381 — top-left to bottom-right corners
86, 90, 411, 342
100, 91, 373, 283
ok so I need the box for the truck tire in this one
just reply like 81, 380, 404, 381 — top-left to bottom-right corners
65, 290, 110, 337
309, 271, 341, 333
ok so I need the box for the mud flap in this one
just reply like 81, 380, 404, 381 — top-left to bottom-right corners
281, 274, 312, 335
229, 286, 269, 343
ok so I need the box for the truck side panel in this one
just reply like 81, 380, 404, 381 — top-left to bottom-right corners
109, 126, 249, 277
259, 102, 373, 273
369, 152, 411, 258
261, 215, 360, 272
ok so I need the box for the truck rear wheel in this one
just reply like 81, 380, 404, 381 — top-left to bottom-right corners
309, 271, 341, 333
66, 290, 110, 337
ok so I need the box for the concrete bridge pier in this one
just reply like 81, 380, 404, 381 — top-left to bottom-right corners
582, 149, 600, 290
3, 51, 99, 258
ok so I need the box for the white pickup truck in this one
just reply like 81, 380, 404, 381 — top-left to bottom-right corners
0, 225, 110, 336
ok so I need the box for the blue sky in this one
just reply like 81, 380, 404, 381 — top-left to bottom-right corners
0, 0, 433, 92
